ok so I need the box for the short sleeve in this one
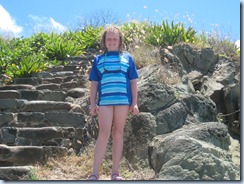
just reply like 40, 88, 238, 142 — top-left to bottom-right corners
89, 58, 99, 81
128, 55, 139, 80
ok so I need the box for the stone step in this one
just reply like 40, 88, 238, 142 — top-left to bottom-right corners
0, 90, 67, 101
0, 126, 89, 152
0, 90, 20, 99
0, 99, 82, 113
1, 78, 86, 91
45, 64, 81, 73
21, 90, 67, 101
35, 80, 86, 91
40, 75, 86, 84
0, 112, 86, 128
38, 75, 87, 89
65, 55, 95, 64
41, 77, 63, 84
0, 88, 88, 101
0, 144, 68, 166
0, 84, 34, 90
13, 77, 42, 86
32, 71, 75, 79
63, 64, 80, 71
0, 166, 34, 180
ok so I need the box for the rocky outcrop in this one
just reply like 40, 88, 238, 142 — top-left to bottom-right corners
124, 44, 240, 180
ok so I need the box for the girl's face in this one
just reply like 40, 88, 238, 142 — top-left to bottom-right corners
105, 31, 120, 51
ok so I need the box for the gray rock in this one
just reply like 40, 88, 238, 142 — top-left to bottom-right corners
0, 166, 34, 180
148, 122, 239, 180
67, 88, 89, 98
124, 112, 157, 169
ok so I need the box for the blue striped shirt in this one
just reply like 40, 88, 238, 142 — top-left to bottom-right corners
89, 51, 139, 106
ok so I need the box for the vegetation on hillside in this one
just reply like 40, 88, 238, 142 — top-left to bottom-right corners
0, 19, 240, 84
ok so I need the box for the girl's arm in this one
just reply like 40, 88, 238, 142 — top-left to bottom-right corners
130, 79, 139, 115
90, 81, 99, 115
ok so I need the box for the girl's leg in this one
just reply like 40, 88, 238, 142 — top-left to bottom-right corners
91, 106, 113, 176
111, 105, 129, 174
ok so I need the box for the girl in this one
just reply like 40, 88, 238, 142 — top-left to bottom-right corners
88, 26, 139, 180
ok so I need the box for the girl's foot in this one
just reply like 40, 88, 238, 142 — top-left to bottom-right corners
88, 174, 99, 180
111, 173, 123, 180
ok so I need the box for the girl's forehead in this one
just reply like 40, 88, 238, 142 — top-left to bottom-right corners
106, 31, 119, 37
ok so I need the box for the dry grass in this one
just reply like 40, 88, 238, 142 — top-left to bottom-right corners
22, 141, 156, 181
128, 44, 161, 69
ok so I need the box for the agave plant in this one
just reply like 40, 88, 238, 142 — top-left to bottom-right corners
145, 20, 197, 46
5, 53, 48, 78
45, 32, 85, 61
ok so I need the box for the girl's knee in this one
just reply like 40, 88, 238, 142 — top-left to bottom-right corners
112, 129, 124, 140
98, 129, 111, 141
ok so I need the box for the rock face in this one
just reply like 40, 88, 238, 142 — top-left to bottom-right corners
124, 44, 240, 180
0, 45, 240, 180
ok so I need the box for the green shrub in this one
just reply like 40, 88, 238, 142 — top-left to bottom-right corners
145, 20, 197, 46
29, 32, 50, 53
75, 26, 103, 50
45, 32, 85, 61
0, 37, 12, 73
5, 53, 48, 78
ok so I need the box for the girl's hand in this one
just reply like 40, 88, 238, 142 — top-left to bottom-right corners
129, 104, 140, 115
90, 104, 99, 116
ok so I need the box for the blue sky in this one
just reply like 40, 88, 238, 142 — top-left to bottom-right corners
0, 0, 241, 42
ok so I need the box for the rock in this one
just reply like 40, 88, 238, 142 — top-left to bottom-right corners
124, 112, 157, 169
0, 90, 20, 99
148, 122, 239, 180
155, 102, 188, 134
137, 68, 176, 112
223, 84, 240, 135
13, 77, 42, 86
0, 144, 68, 166
173, 44, 218, 74
67, 88, 89, 98
0, 166, 34, 180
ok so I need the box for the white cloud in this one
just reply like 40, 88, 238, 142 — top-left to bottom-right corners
29, 15, 68, 34
49, 18, 67, 32
0, 5, 23, 37
235, 40, 240, 50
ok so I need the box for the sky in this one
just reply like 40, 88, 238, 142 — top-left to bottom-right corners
0, 0, 241, 44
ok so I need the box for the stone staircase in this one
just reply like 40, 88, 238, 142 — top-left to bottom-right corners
0, 55, 97, 180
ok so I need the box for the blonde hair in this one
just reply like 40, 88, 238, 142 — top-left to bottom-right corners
100, 26, 124, 52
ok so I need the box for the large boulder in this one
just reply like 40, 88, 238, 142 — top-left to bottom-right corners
148, 122, 239, 180
137, 65, 177, 113
172, 44, 219, 75
124, 112, 157, 169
